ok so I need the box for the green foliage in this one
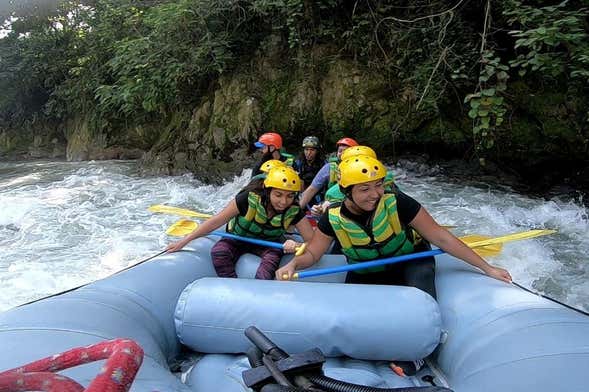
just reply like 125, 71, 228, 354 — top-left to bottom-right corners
0, 1, 84, 126
0, 0, 587, 162
504, 0, 589, 82
464, 50, 509, 150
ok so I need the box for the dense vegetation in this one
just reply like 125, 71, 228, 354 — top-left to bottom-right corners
0, 0, 588, 184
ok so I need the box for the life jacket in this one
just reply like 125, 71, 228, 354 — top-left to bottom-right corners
327, 156, 339, 189
227, 192, 301, 241
295, 158, 324, 186
280, 151, 295, 167
328, 193, 415, 273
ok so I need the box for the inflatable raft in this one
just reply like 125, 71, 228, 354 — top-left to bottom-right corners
1, 235, 588, 391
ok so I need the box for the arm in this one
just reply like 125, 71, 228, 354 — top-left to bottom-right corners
276, 229, 333, 280
409, 207, 512, 282
298, 163, 330, 208
298, 185, 320, 209
295, 217, 315, 242
282, 218, 315, 253
166, 200, 240, 252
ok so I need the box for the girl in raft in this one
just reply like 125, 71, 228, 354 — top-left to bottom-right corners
167, 166, 314, 280
276, 155, 512, 293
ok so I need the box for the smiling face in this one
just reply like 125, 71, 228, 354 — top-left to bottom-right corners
269, 188, 297, 212
348, 178, 385, 212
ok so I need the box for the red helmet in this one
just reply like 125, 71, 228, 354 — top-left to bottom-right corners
255, 132, 283, 149
336, 137, 359, 147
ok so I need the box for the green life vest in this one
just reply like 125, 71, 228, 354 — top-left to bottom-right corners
280, 151, 295, 167
327, 156, 339, 189
227, 192, 300, 241
328, 193, 415, 273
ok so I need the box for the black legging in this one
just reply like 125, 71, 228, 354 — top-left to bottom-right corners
345, 244, 437, 299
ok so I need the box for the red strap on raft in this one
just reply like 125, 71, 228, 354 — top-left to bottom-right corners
0, 338, 143, 392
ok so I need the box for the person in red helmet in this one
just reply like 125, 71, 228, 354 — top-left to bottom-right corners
297, 136, 358, 210
252, 132, 294, 177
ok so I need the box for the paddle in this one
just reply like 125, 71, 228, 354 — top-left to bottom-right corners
151, 204, 457, 228
150, 204, 322, 222
166, 219, 307, 256
286, 229, 556, 280
149, 204, 213, 219
167, 219, 498, 257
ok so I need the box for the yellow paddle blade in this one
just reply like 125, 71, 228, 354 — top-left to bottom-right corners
459, 234, 503, 257
166, 219, 198, 236
465, 229, 557, 248
149, 204, 213, 219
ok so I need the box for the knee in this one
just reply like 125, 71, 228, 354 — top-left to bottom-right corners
210, 244, 235, 265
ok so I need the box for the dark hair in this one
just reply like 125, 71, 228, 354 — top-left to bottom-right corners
237, 177, 265, 197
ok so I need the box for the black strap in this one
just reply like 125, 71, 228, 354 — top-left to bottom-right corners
512, 281, 589, 317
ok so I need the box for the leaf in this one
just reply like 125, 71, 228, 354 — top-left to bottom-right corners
497, 71, 509, 80
464, 93, 480, 103
480, 97, 493, 106
482, 88, 496, 97
492, 96, 505, 105
468, 108, 478, 119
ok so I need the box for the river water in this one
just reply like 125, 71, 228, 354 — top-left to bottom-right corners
0, 159, 587, 312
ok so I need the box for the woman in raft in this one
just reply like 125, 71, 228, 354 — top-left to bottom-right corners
167, 166, 314, 280
276, 155, 512, 294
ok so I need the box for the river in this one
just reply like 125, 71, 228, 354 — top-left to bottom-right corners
0, 159, 587, 312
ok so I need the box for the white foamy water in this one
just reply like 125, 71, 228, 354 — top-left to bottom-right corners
0, 160, 587, 312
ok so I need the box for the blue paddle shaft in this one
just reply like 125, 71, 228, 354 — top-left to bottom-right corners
211, 231, 283, 249
297, 249, 444, 279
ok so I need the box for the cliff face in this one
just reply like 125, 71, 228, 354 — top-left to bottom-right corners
2, 39, 587, 191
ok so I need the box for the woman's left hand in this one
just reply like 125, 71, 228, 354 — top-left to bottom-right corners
484, 266, 512, 283
282, 239, 299, 254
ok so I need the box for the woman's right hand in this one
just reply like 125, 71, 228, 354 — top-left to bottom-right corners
310, 201, 329, 216
275, 261, 297, 281
166, 239, 189, 253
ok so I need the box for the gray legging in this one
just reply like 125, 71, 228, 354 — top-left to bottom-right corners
210, 238, 284, 280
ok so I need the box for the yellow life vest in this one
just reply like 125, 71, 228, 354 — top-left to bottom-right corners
328, 193, 415, 273
227, 192, 300, 241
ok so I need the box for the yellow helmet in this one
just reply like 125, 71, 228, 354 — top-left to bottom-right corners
260, 159, 286, 173
338, 155, 387, 188
264, 166, 302, 192
340, 145, 377, 161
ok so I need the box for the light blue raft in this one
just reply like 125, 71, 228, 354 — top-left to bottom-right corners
1, 235, 588, 391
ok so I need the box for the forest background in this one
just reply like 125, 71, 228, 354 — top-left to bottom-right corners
0, 0, 588, 193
